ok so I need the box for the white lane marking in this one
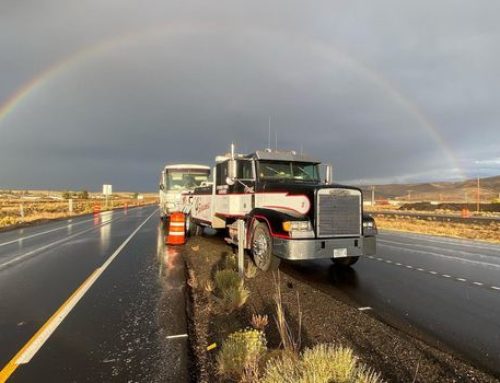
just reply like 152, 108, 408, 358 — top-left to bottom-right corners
378, 242, 500, 270
15, 209, 158, 364
369, 255, 499, 291
0, 216, 121, 270
0, 217, 99, 248
379, 231, 500, 251
358, 307, 372, 311
376, 257, 383, 261
166, 333, 188, 340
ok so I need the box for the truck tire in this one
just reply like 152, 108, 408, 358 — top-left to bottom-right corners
332, 256, 359, 267
252, 223, 280, 272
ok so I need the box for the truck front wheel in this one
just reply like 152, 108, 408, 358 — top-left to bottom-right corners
252, 223, 280, 272
332, 256, 359, 267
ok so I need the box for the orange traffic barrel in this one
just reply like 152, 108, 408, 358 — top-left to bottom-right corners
461, 208, 470, 218
93, 204, 101, 215
166, 212, 186, 245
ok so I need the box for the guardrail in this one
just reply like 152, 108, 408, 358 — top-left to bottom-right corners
367, 210, 500, 225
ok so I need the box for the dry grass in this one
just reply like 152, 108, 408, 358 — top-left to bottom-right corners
217, 328, 267, 382
260, 344, 383, 383
0, 197, 157, 230
376, 216, 500, 243
214, 268, 249, 313
273, 272, 301, 356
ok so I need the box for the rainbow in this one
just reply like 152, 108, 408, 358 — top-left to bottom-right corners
0, 24, 465, 180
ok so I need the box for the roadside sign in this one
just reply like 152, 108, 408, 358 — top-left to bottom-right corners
102, 184, 112, 196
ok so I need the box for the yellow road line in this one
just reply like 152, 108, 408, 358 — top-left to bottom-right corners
0, 268, 99, 382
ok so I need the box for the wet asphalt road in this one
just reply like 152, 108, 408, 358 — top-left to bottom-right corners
0, 206, 188, 382
281, 231, 500, 377
2, 211, 499, 380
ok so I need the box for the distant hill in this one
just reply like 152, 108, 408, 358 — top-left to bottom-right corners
359, 175, 500, 202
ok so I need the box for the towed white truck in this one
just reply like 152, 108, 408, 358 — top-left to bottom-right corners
182, 146, 377, 271
159, 164, 210, 221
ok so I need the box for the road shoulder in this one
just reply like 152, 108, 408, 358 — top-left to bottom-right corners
183, 235, 498, 383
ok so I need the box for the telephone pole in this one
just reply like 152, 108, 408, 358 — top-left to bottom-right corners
476, 177, 480, 213
371, 186, 375, 207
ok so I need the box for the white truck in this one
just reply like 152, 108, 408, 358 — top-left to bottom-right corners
183, 145, 377, 271
159, 164, 211, 221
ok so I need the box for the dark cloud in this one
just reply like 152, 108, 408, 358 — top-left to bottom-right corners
0, 0, 498, 190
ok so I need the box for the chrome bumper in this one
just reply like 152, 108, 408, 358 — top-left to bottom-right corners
272, 236, 376, 260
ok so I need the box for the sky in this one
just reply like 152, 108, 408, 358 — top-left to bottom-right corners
0, 0, 499, 191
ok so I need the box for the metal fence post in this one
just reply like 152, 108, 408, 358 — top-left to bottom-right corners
237, 220, 245, 277
20, 203, 24, 222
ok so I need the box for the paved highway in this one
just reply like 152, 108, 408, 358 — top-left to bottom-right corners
2, 210, 498, 380
0, 206, 188, 382
281, 231, 500, 377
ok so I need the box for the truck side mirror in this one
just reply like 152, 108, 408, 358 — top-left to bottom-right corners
159, 183, 164, 190
225, 177, 235, 186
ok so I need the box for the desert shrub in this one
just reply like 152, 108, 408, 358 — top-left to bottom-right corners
224, 253, 238, 270
215, 269, 243, 293
258, 352, 298, 383
78, 190, 89, 199
251, 313, 269, 331
220, 285, 250, 313
259, 344, 383, 383
214, 269, 250, 312
217, 328, 267, 381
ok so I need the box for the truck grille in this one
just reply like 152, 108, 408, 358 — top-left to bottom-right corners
317, 189, 361, 237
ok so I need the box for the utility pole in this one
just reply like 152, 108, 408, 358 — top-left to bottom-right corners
476, 177, 480, 213
371, 186, 375, 207
407, 190, 412, 201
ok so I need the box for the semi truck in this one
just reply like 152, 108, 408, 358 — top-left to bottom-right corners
159, 164, 211, 221
183, 145, 377, 271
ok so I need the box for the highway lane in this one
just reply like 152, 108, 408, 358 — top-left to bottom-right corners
0, 206, 188, 382
281, 231, 500, 377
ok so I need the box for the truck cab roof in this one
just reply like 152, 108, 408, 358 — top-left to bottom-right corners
215, 149, 320, 164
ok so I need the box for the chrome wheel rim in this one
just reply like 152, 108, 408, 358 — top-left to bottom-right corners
253, 232, 268, 268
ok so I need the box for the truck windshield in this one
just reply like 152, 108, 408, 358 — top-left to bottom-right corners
258, 161, 320, 182
166, 171, 209, 190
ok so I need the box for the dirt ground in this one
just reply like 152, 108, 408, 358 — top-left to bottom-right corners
183, 234, 498, 383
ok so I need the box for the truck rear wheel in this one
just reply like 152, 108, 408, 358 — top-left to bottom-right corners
252, 223, 280, 272
332, 256, 359, 267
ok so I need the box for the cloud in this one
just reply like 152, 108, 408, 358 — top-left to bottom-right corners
0, 0, 498, 190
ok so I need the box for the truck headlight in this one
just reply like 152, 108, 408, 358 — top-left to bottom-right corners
283, 221, 312, 232
282, 221, 314, 238
363, 220, 378, 235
